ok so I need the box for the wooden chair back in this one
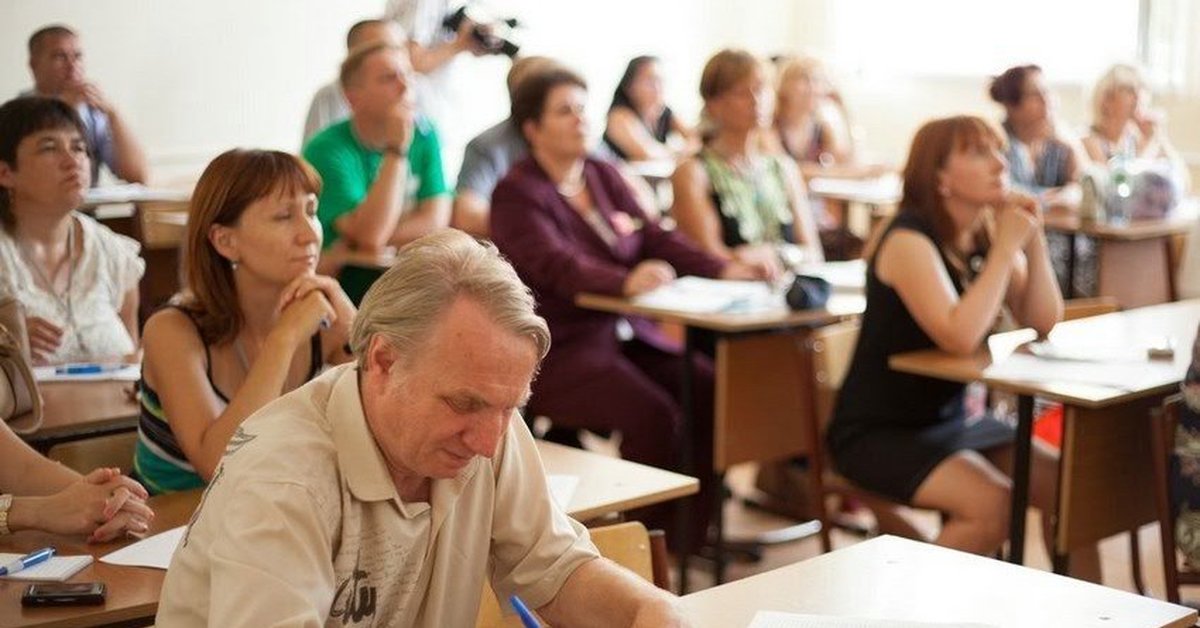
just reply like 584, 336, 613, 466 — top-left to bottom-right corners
1062, 296, 1120, 322
47, 432, 138, 475
1150, 394, 1200, 603
475, 521, 659, 627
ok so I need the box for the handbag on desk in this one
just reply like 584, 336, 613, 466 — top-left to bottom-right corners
0, 296, 42, 435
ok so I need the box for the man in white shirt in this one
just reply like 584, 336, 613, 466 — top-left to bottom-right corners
302, 19, 406, 146
156, 230, 690, 627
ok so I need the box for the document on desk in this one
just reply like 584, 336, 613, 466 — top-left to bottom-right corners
983, 353, 1180, 391
0, 554, 92, 582
33, 364, 141, 382
747, 611, 996, 628
100, 525, 187, 570
633, 276, 783, 314
85, 183, 190, 205
798, 261, 867, 294
546, 474, 578, 510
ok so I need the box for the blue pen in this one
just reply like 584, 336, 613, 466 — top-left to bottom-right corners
55, 363, 124, 375
0, 547, 55, 577
509, 594, 541, 628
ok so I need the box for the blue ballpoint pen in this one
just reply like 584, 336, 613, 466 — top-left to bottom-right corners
55, 363, 124, 375
0, 547, 55, 577
509, 594, 541, 628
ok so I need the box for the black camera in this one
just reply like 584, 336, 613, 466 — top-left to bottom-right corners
442, 6, 520, 58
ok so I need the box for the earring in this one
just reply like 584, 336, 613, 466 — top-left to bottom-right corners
230, 259, 240, 271
939, 186, 951, 198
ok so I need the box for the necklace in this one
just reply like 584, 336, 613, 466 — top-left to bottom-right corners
556, 163, 586, 197
17, 220, 83, 356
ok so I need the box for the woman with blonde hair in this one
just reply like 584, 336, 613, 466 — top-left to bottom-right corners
1084, 64, 1187, 179
135, 149, 356, 494
828, 116, 1098, 577
672, 49, 823, 280
771, 55, 853, 170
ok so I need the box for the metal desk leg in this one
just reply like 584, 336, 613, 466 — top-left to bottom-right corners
1009, 394, 1034, 564
677, 327, 695, 593
1065, 233, 1078, 299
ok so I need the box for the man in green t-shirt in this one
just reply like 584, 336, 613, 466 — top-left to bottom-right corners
303, 41, 450, 302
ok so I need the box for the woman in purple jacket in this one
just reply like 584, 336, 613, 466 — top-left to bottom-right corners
490, 66, 764, 548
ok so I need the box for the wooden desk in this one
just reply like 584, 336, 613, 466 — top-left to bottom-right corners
579, 276, 866, 589
679, 535, 1197, 628
25, 382, 140, 451
537, 440, 698, 521
1043, 207, 1193, 307
0, 489, 197, 628
890, 300, 1200, 571
0, 442, 693, 627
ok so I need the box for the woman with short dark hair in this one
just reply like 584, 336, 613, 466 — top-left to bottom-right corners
0, 96, 143, 365
492, 66, 763, 548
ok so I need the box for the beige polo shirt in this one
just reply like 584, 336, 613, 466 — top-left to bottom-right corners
156, 363, 599, 627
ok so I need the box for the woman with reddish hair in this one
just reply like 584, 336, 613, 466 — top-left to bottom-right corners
135, 149, 356, 494
828, 116, 1098, 578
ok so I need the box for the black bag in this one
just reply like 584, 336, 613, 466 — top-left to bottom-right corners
785, 275, 832, 311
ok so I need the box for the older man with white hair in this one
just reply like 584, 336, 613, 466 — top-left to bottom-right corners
156, 229, 690, 627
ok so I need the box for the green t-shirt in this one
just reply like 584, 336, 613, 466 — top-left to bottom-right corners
302, 118, 448, 301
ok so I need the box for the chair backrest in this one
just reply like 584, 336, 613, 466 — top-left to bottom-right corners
1062, 296, 1120, 322
809, 320, 862, 434
47, 432, 138, 475
475, 521, 655, 627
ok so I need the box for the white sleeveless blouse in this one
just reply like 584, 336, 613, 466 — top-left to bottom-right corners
0, 212, 144, 364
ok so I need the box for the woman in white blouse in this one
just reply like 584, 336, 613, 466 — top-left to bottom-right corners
0, 96, 143, 365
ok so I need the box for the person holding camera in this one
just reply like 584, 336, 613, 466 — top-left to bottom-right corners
303, 42, 450, 304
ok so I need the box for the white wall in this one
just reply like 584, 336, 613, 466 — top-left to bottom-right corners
0, 0, 811, 186
3, 0, 1196, 186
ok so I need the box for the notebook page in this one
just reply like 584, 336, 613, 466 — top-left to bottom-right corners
0, 554, 92, 582
100, 525, 187, 570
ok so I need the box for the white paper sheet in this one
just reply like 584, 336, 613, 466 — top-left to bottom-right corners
634, 276, 784, 314
983, 353, 1180, 391
33, 364, 141, 382
85, 184, 190, 205
747, 611, 996, 628
547, 474, 579, 510
100, 525, 187, 570
0, 554, 92, 582
798, 260, 867, 293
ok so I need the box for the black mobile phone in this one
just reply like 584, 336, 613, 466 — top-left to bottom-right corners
21, 582, 107, 606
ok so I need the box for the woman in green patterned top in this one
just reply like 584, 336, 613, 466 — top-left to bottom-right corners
672, 49, 823, 277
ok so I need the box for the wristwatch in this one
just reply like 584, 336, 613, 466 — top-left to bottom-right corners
382, 144, 409, 158
0, 494, 12, 536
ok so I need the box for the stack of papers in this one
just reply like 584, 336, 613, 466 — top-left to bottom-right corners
633, 277, 783, 315
748, 611, 996, 628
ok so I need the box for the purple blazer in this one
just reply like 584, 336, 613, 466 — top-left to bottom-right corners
490, 157, 726, 399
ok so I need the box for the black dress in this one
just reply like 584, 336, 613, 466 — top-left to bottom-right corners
827, 210, 1014, 502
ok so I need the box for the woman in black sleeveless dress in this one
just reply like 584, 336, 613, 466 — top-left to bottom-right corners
828, 116, 1099, 577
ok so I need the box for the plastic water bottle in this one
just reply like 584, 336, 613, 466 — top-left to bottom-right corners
1105, 152, 1133, 226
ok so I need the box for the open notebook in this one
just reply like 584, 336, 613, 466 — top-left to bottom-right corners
0, 554, 92, 582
